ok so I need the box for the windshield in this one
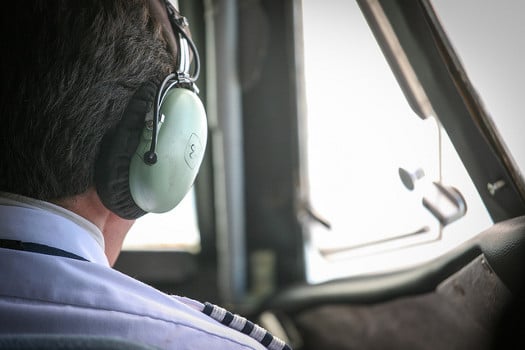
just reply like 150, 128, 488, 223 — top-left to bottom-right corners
430, 0, 525, 176
301, 0, 493, 282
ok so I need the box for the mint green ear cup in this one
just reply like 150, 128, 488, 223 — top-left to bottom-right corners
129, 88, 207, 213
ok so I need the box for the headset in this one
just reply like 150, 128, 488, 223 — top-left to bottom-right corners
95, 0, 207, 220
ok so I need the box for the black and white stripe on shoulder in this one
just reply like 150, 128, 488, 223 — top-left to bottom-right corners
202, 302, 292, 350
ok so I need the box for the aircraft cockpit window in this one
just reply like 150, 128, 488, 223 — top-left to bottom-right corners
430, 0, 525, 175
301, 0, 494, 283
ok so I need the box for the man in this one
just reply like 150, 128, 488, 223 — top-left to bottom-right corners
0, 1, 289, 349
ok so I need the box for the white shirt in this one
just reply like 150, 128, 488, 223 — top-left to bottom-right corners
0, 193, 280, 349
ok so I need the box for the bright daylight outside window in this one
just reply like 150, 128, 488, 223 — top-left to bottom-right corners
430, 0, 525, 173
123, 188, 200, 252
301, 0, 495, 283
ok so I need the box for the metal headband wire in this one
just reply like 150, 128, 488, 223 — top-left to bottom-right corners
163, 0, 200, 82
144, 1, 201, 165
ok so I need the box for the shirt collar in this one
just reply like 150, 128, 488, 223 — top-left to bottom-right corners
0, 192, 109, 266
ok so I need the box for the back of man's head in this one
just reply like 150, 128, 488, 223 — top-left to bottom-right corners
0, 0, 175, 201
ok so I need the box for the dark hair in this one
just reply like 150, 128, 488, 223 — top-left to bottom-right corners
0, 0, 174, 200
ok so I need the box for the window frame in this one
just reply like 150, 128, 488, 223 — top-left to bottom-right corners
357, 0, 525, 222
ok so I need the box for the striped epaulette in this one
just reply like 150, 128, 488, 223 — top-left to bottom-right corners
202, 302, 292, 350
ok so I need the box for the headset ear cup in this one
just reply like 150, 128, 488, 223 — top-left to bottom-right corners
129, 87, 207, 213
95, 81, 157, 219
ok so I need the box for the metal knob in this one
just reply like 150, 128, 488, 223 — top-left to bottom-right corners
399, 167, 425, 191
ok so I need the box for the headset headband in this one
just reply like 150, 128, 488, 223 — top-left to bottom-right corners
144, 0, 201, 165
148, 0, 200, 82
162, 0, 200, 82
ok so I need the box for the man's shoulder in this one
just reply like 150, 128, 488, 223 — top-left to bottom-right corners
0, 251, 284, 349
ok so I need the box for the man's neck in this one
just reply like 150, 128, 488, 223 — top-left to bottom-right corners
53, 188, 135, 266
